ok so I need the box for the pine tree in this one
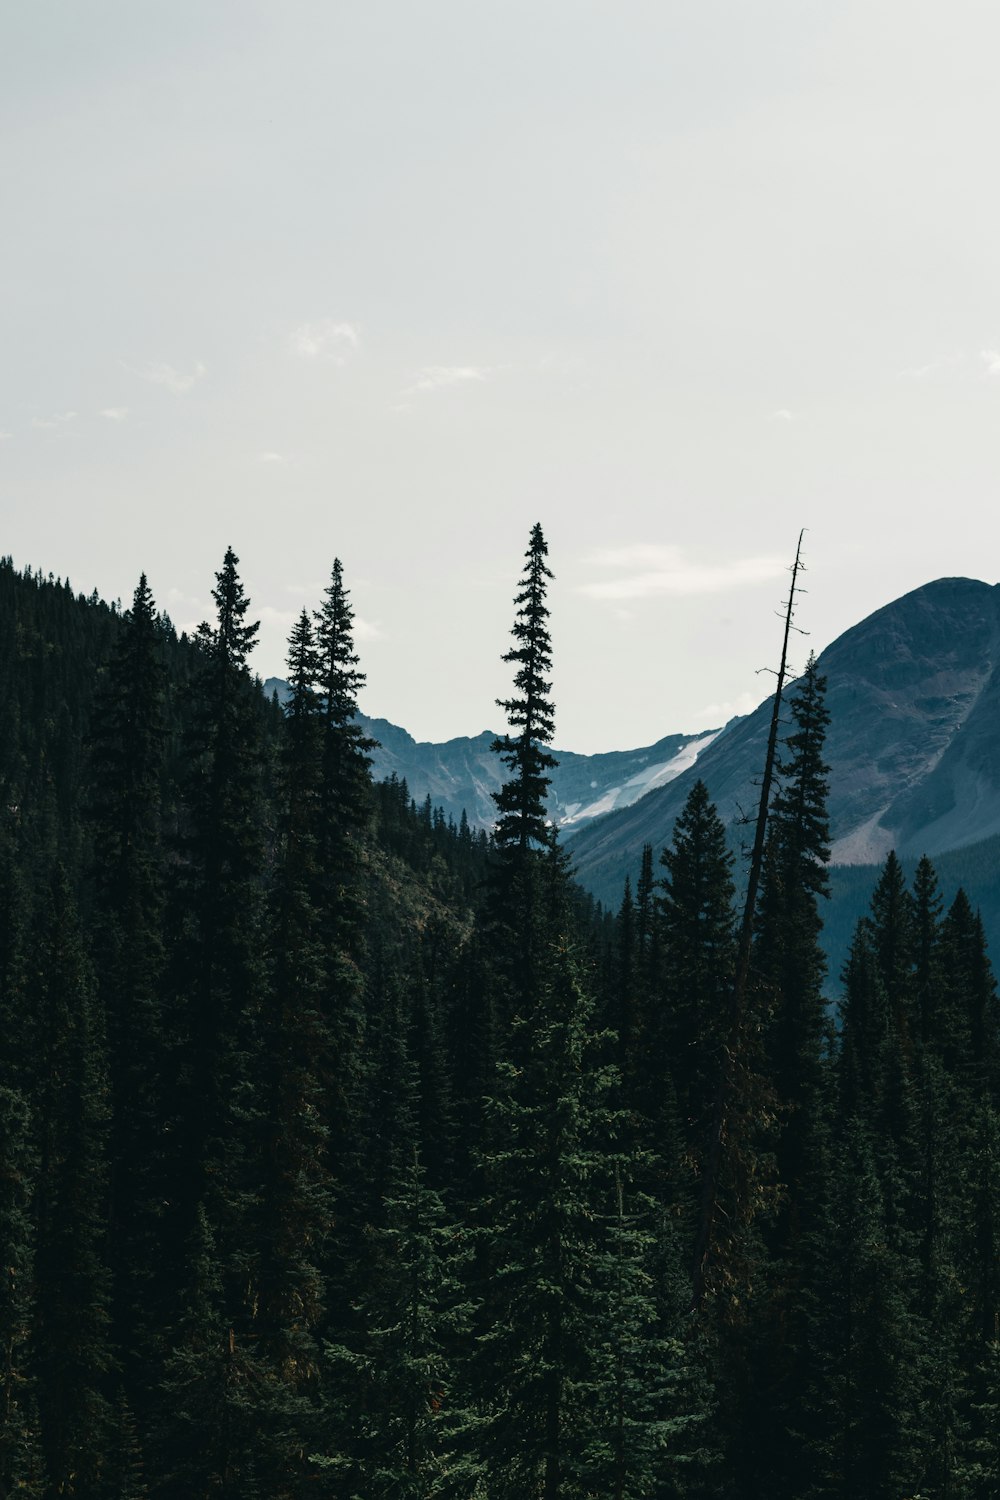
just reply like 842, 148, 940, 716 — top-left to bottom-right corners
317, 1149, 477, 1498
311, 561, 375, 1327
30, 870, 114, 1496
473, 943, 634, 1499
489, 524, 563, 1016
868, 850, 916, 1048
88, 572, 168, 1411
756, 655, 832, 1220
248, 607, 333, 1494
0, 1086, 45, 1497
740, 658, 834, 1497
173, 547, 268, 1214
155, 1205, 262, 1499
657, 780, 736, 1225
825, 1122, 924, 1498
313, 557, 375, 949
583, 1171, 712, 1500
491, 523, 557, 859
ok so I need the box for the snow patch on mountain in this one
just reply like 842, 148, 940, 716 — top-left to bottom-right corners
559, 732, 722, 827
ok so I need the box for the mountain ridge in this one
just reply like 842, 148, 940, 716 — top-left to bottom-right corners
262, 676, 721, 832
567, 576, 1000, 906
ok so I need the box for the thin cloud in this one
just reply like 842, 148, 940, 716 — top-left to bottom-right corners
258, 604, 298, 633
138, 361, 206, 394
899, 361, 938, 379
32, 411, 77, 429
403, 365, 491, 396
580, 544, 787, 601
769, 408, 794, 422
689, 690, 761, 728
290, 319, 359, 362
981, 349, 1000, 376
100, 407, 129, 421
353, 615, 384, 642
0, 430, 11, 442
257, 451, 284, 464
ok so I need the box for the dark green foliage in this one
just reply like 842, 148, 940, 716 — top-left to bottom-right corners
155, 1205, 262, 1499
491, 522, 557, 859
657, 781, 736, 1202
88, 573, 169, 1412
471, 943, 698, 1500
0, 1087, 44, 1497
317, 1152, 476, 1498
30, 870, 114, 1496
6, 546, 1000, 1499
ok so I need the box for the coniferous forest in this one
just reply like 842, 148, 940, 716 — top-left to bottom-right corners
2, 526, 1000, 1500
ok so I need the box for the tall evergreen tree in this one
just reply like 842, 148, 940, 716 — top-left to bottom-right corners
313, 557, 375, 947
755, 655, 832, 1246
248, 608, 333, 1494
175, 545, 267, 1217
0, 1085, 44, 1497
311, 561, 375, 1318
318, 1149, 476, 1499
491, 523, 557, 860
657, 780, 736, 1221
30, 870, 114, 1496
471, 943, 691, 1500
488, 524, 565, 1018
88, 573, 168, 1411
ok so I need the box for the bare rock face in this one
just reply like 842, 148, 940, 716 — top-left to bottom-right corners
261, 677, 718, 835
567, 578, 1000, 907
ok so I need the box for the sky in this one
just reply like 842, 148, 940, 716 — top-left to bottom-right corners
4, 1, 1000, 752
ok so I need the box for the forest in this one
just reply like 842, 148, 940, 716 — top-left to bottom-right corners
1, 524, 999, 1500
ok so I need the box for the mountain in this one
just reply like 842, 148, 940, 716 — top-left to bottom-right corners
566, 576, 1000, 908
262, 677, 720, 832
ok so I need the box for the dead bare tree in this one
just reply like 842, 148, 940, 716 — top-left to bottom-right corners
690, 528, 807, 1311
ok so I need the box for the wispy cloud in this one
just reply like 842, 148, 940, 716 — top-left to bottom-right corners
689, 690, 762, 729
257, 451, 284, 464
769, 408, 794, 422
290, 320, 359, 362
898, 352, 965, 380
100, 407, 129, 421
899, 361, 938, 379
580, 544, 787, 601
0, 430, 11, 443
353, 615, 384, 642
138, 361, 207, 394
981, 349, 1000, 376
32, 411, 77, 429
403, 365, 491, 396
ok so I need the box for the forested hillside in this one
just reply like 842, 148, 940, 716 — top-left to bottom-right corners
1, 535, 999, 1499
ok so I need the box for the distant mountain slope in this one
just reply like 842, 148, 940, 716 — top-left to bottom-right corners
823, 832, 1000, 994
261, 678, 719, 832
566, 577, 1000, 908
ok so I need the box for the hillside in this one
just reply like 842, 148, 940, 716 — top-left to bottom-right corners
566, 576, 1000, 908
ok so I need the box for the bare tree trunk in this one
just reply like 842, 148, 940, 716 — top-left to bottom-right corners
690, 530, 806, 1310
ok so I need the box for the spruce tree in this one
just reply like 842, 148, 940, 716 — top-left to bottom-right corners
0, 1086, 45, 1497
88, 572, 168, 1411
30, 870, 114, 1496
489, 523, 562, 1015
249, 607, 333, 1494
173, 546, 267, 1220
313, 557, 375, 948
491, 523, 557, 859
741, 657, 834, 1497
657, 780, 736, 1227
473, 943, 665, 1500
317, 1149, 476, 1498
311, 561, 375, 1325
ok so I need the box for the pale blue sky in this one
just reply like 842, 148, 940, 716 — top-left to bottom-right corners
4, 1, 1000, 750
